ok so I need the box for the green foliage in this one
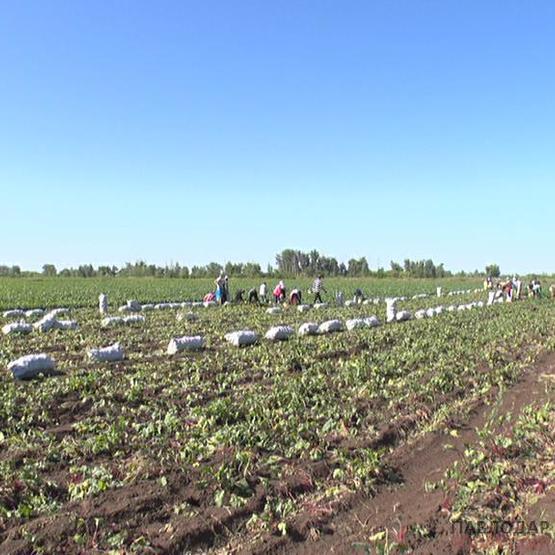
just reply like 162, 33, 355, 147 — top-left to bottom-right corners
485, 263, 500, 277
0, 276, 485, 310
0, 278, 554, 551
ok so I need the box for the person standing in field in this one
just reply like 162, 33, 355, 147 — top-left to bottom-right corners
223, 275, 230, 304
259, 282, 268, 303
312, 275, 326, 304
512, 276, 522, 300
502, 278, 513, 302
214, 271, 225, 305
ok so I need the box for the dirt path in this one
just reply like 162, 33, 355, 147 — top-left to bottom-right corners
254, 351, 555, 555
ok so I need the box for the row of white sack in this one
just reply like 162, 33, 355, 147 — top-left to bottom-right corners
5, 296, 507, 378
3, 310, 78, 335
6, 315, 382, 378
7, 343, 126, 379
2, 307, 69, 320
171, 299, 490, 350
224, 317, 382, 347
386, 299, 488, 323
2, 287, 484, 321
167, 317, 382, 352
115, 299, 218, 314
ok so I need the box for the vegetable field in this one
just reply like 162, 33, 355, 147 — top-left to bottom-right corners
1, 278, 554, 554
0, 277, 486, 310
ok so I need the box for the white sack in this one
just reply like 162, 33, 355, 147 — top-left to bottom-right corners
126, 299, 141, 312
386, 298, 397, 323
298, 322, 319, 336
47, 308, 69, 318
225, 330, 258, 347
3, 309, 25, 319
88, 342, 125, 362
2, 321, 33, 335
101, 316, 123, 328
167, 335, 205, 354
346, 318, 367, 330
99, 294, 108, 315
25, 309, 44, 319
264, 326, 294, 341
363, 316, 381, 327
34, 315, 59, 332
318, 319, 343, 334
395, 310, 412, 322
8, 353, 55, 380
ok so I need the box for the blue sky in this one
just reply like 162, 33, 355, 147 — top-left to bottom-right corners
1, 1, 554, 274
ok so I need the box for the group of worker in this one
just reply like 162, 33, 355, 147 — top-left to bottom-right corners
483, 275, 549, 301
210, 273, 332, 306
210, 271, 553, 307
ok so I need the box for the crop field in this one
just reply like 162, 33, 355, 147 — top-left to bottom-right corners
0, 277, 487, 310
1, 278, 554, 554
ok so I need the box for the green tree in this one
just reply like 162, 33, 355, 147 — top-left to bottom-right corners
485, 263, 500, 277
42, 264, 57, 276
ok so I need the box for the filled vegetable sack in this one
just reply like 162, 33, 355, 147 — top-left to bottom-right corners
3, 309, 26, 319
2, 321, 33, 335
346, 318, 367, 330
264, 326, 294, 341
395, 310, 412, 322
88, 342, 125, 362
225, 330, 258, 347
8, 354, 56, 380
318, 319, 343, 334
167, 335, 205, 354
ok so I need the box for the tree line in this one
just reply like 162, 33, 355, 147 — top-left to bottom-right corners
0, 251, 500, 278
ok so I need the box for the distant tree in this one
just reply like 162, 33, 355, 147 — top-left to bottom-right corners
243, 262, 262, 277
348, 257, 370, 277
42, 264, 57, 276
206, 262, 223, 277
390, 261, 403, 277
485, 263, 500, 278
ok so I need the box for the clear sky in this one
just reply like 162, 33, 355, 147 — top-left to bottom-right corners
1, 1, 554, 274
